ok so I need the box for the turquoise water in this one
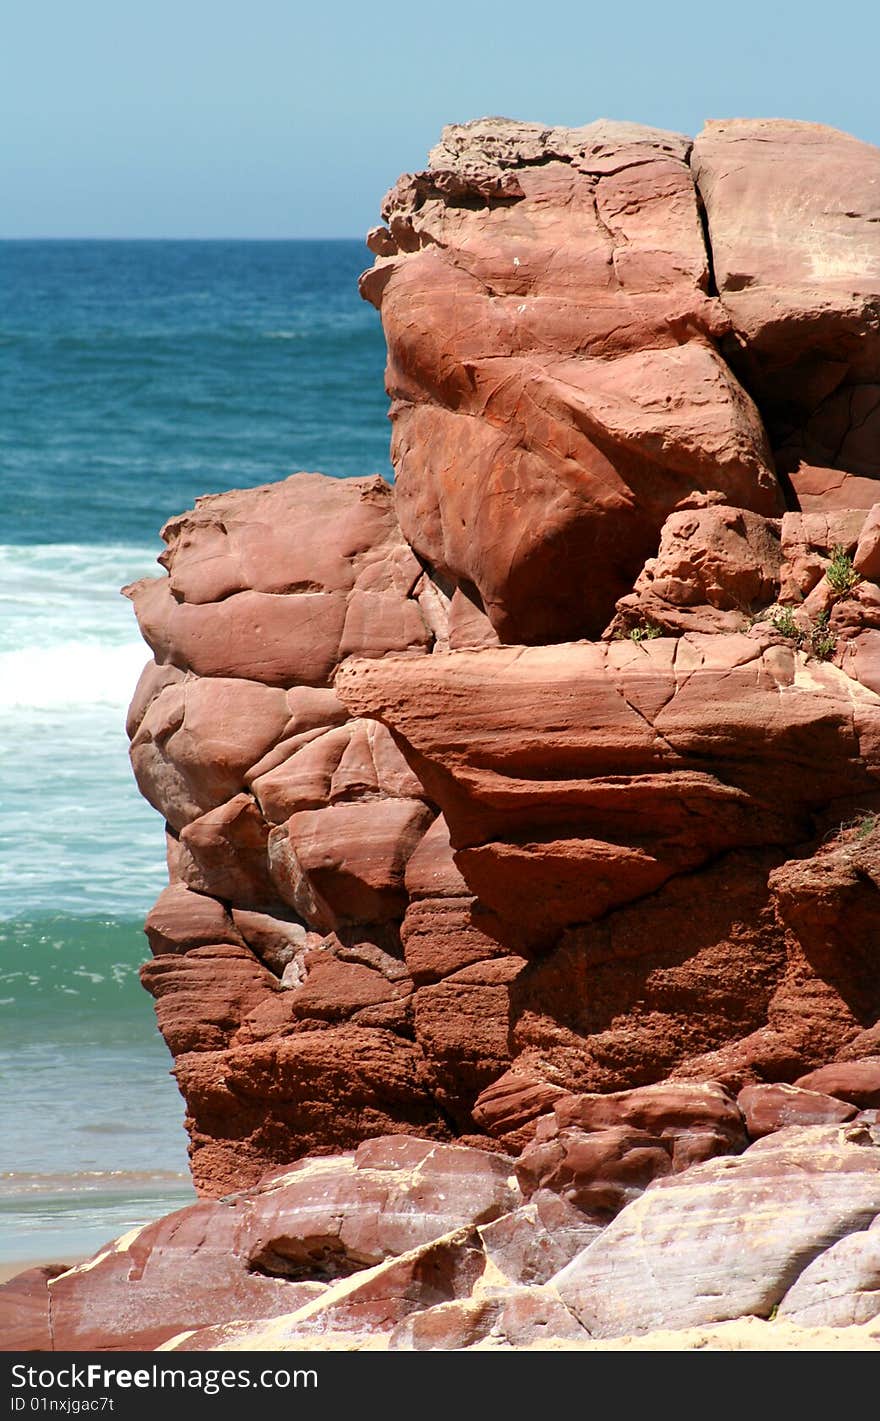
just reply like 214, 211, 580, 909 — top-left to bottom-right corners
0, 240, 388, 1264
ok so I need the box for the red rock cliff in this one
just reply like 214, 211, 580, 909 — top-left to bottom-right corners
125, 117, 880, 1201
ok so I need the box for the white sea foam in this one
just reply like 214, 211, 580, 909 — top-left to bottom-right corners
0, 639, 151, 711
0, 543, 159, 710
0, 543, 168, 915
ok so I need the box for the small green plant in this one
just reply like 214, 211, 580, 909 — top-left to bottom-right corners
806, 609, 836, 661
765, 604, 836, 660
628, 622, 663, 644
825, 544, 861, 595
828, 809, 879, 845
769, 605, 803, 643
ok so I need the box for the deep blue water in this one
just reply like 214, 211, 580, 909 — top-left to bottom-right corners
0, 241, 389, 1263
2, 240, 391, 545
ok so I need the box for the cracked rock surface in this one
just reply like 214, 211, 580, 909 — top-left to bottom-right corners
6, 115, 880, 1353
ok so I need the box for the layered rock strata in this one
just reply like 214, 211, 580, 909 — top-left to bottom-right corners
6, 1114, 880, 1350
117, 118, 880, 1203
7, 115, 880, 1352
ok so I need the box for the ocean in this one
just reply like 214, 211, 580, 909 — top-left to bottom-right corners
0, 240, 391, 1266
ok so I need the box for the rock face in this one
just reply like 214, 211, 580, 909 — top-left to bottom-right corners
4, 1138, 517, 1352
554, 1123, 880, 1337
102, 114, 880, 1348
362, 118, 780, 645
691, 120, 880, 494
123, 118, 880, 1198
6, 1127, 880, 1351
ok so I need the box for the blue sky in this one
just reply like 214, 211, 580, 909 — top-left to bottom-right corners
2, 0, 878, 238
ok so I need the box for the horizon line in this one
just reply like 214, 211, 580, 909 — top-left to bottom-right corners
0, 234, 368, 243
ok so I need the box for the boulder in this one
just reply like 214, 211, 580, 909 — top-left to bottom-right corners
268, 799, 433, 929
477, 1192, 601, 1286
517, 1124, 674, 1222
794, 1060, 880, 1110
245, 1137, 518, 1277
609, 504, 782, 637
363, 118, 780, 644
387, 1284, 586, 1349
48, 1205, 323, 1352
554, 1123, 880, 1336
130, 677, 290, 831
738, 1083, 857, 1138
692, 119, 880, 478
167, 1228, 487, 1349
336, 635, 880, 942
144, 883, 243, 956
778, 1217, 880, 1327
6, 1137, 518, 1351
123, 118, 880, 1212
0, 1265, 68, 1353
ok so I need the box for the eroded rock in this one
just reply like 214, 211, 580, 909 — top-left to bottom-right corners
554, 1123, 880, 1336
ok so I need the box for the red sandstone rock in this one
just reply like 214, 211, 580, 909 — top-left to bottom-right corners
549, 1082, 746, 1171
0, 1265, 68, 1352
127, 577, 352, 687
609, 505, 782, 637
278, 952, 410, 1025
141, 945, 279, 1054
400, 897, 511, 984
411, 956, 526, 1128
506, 842, 857, 1096
513, 1081, 745, 1218
387, 1283, 587, 1349
794, 1060, 880, 1110
229, 908, 312, 974
125, 660, 183, 739
554, 1123, 880, 1337
472, 1069, 570, 1147
178, 794, 279, 910
268, 799, 433, 929
124, 474, 434, 690
248, 719, 423, 825
6, 1138, 519, 1351
362, 119, 780, 644
692, 120, 880, 481
778, 1217, 880, 1327
738, 1083, 857, 1138
776, 507, 866, 606
144, 883, 243, 955
124, 119, 880, 1209
169, 1228, 487, 1348
789, 464, 880, 515
490, 1286, 587, 1346
770, 828, 880, 1028
387, 1294, 503, 1351
855, 506, 880, 582
47, 1203, 323, 1351
477, 1192, 601, 1286
403, 815, 469, 899
130, 676, 290, 831
517, 1124, 674, 1221
174, 1027, 451, 1195
249, 724, 359, 822
448, 585, 502, 650
245, 1137, 518, 1278
336, 635, 880, 940
157, 474, 419, 600
284, 685, 349, 733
